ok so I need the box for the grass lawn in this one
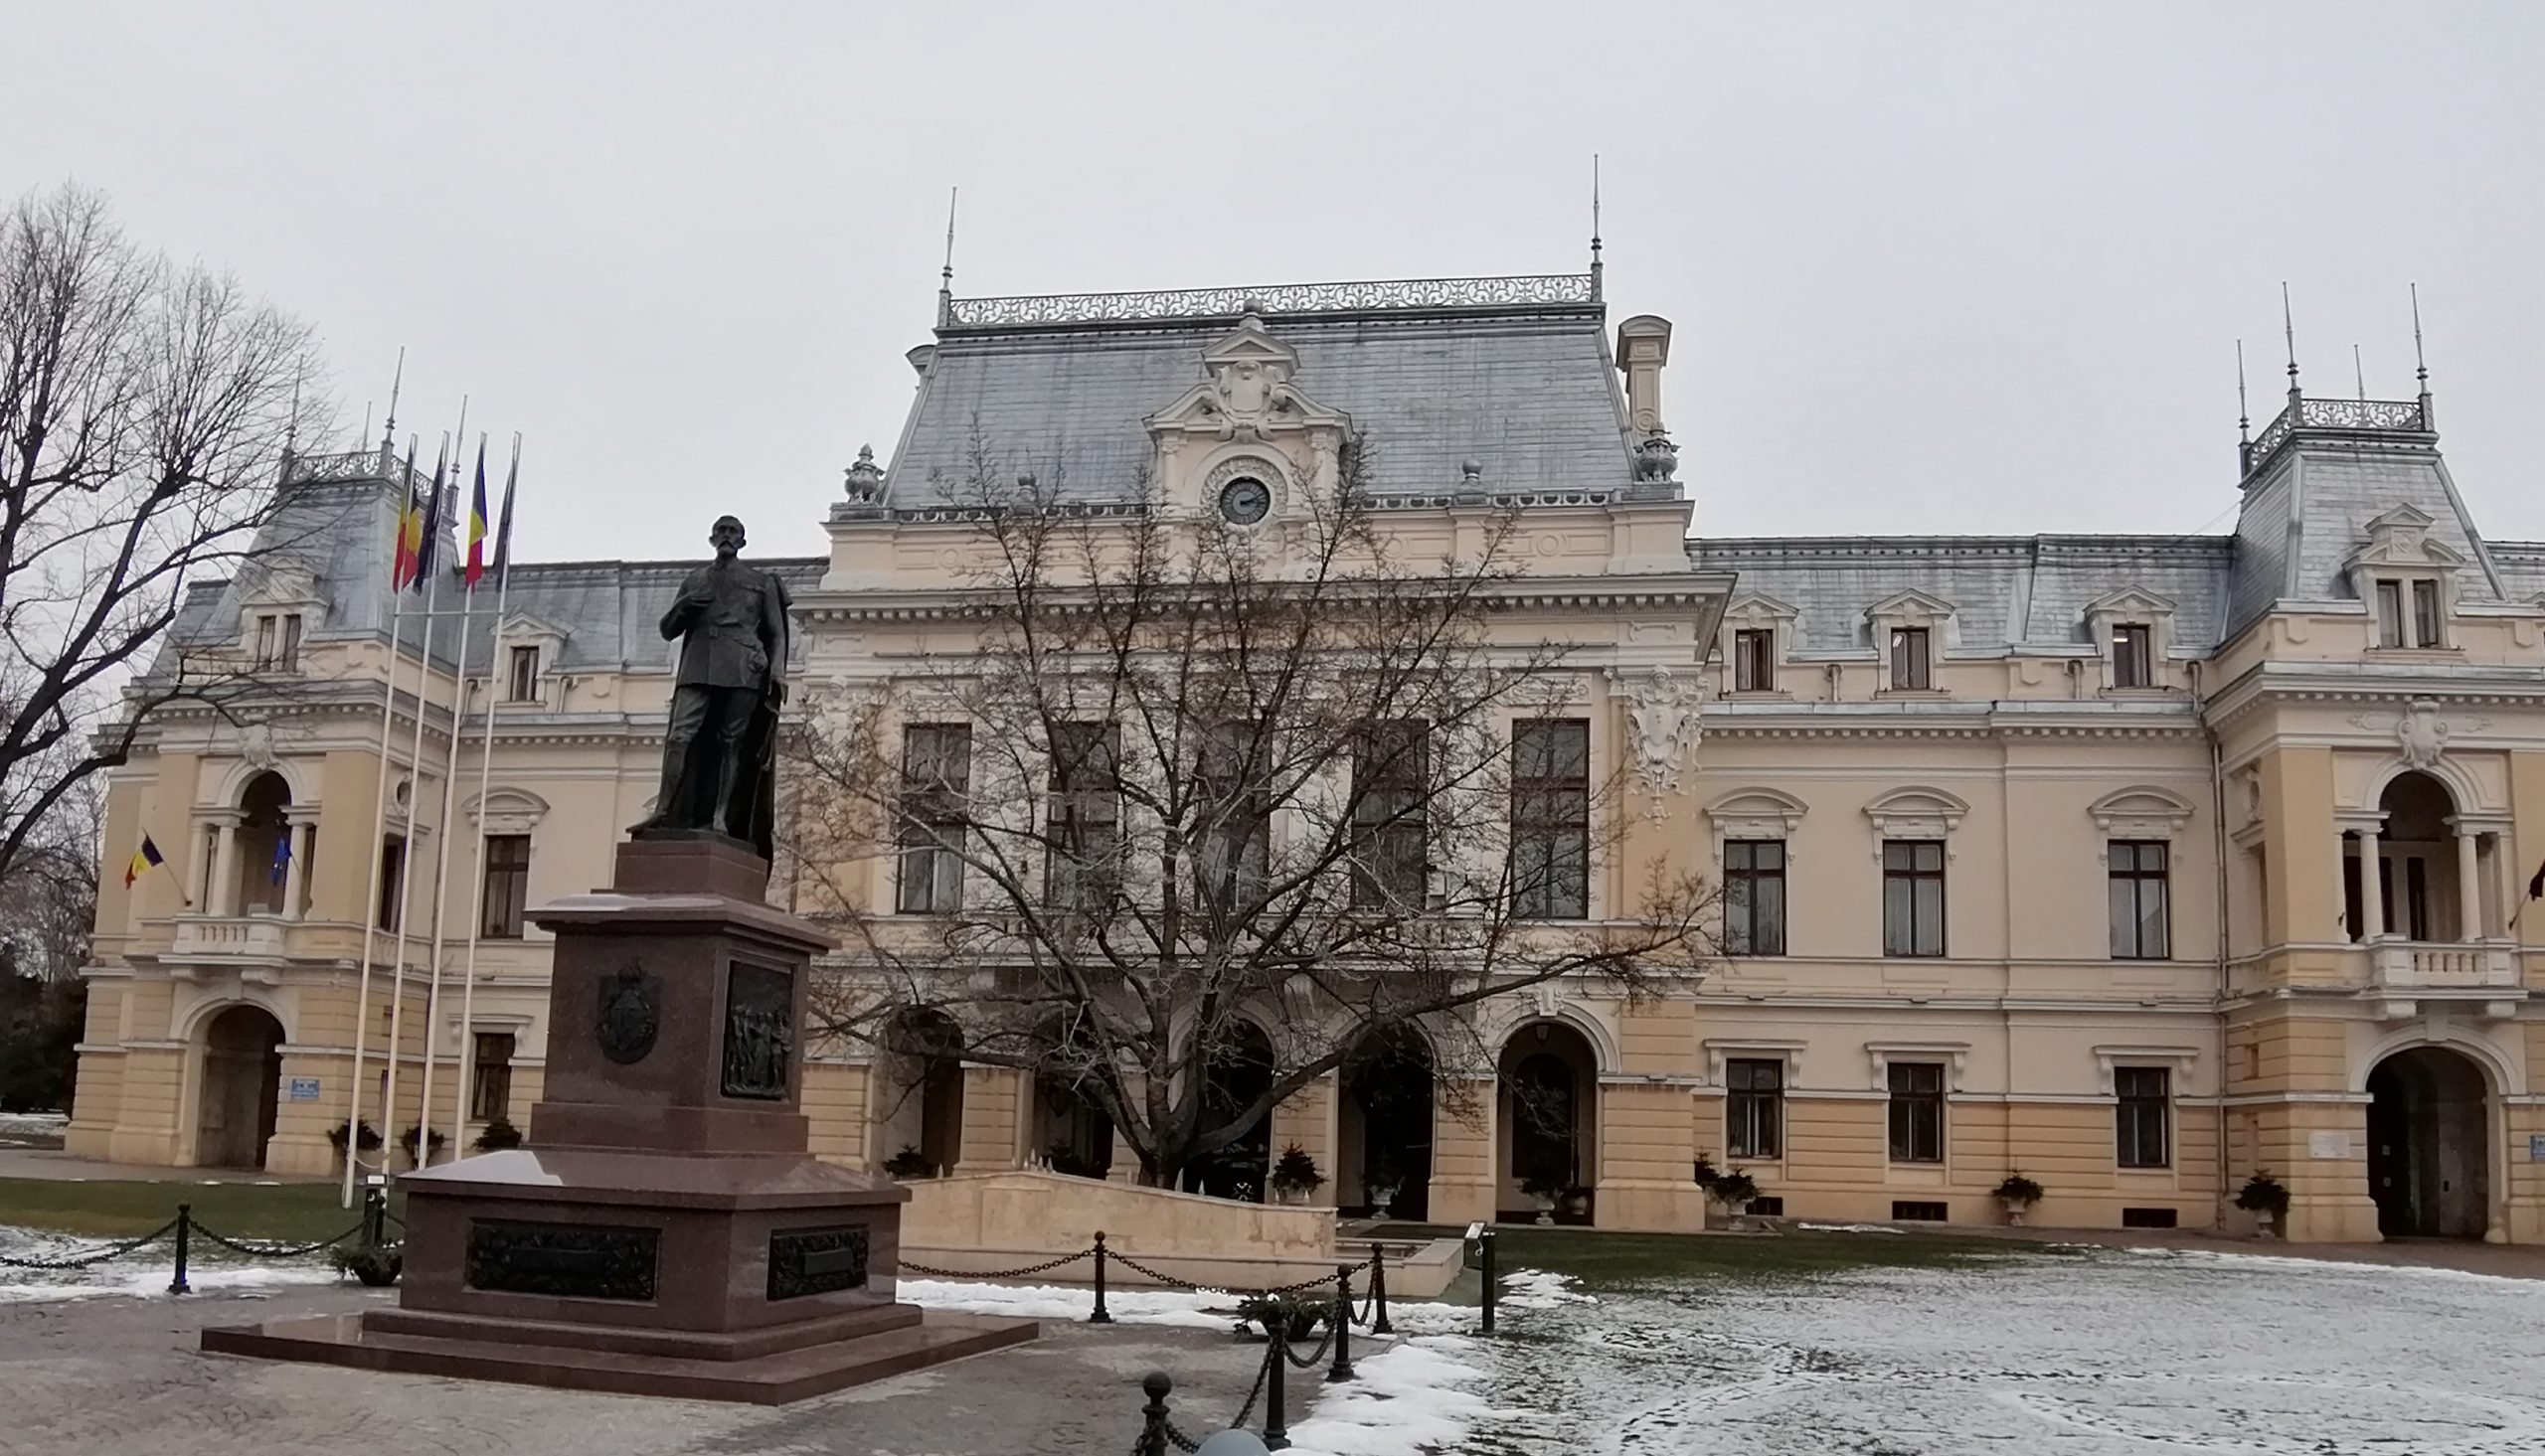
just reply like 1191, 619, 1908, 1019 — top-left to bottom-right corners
1368, 1220, 2047, 1293
0, 1177, 391, 1244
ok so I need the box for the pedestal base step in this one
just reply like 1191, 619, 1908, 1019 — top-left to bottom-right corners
202, 1308, 1038, 1405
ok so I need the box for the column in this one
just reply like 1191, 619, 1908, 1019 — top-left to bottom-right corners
210, 819, 240, 916
281, 818, 313, 922
2453, 823, 2483, 941
2356, 828, 2384, 940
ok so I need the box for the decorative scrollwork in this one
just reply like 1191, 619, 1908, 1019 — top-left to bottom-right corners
280, 447, 433, 493
945, 274, 1597, 328
2246, 398, 2430, 474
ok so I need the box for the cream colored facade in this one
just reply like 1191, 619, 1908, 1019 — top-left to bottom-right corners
71, 270, 2545, 1244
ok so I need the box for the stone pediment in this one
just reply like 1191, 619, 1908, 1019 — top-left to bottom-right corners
2084, 585, 2178, 618
1145, 311, 1351, 446
499, 609, 573, 647
1865, 587, 1955, 622
2348, 504, 2463, 569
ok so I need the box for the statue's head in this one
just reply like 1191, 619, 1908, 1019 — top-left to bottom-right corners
709, 515, 746, 559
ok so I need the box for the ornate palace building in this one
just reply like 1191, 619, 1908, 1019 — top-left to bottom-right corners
70, 264, 2545, 1244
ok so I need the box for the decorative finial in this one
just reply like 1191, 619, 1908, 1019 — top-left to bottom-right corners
844, 443, 884, 500
2281, 282, 2301, 404
2411, 281, 2429, 393
1240, 294, 1267, 317
936, 186, 958, 329
1459, 457, 1482, 483
2353, 343, 2366, 402
1589, 153, 1604, 302
381, 345, 407, 460
2235, 338, 2250, 444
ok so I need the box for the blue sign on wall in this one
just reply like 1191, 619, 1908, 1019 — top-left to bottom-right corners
2530, 1134, 2545, 1163
287, 1076, 321, 1102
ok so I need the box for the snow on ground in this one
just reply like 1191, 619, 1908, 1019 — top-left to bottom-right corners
0, 1225, 344, 1304
0, 1111, 69, 1148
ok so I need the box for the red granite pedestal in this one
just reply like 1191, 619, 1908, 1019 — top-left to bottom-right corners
203, 835, 1036, 1403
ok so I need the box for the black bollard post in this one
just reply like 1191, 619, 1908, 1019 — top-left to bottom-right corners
168, 1203, 192, 1296
1370, 1242, 1393, 1335
1328, 1263, 1356, 1381
1479, 1228, 1496, 1336
1090, 1230, 1113, 1324
1262, 1332, 1289, 1450
1133, 1370, 1173, 1456
362, 1186, 387, 1251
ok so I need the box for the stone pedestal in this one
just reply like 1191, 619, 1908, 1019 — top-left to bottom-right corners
204, 835, 1036, 1402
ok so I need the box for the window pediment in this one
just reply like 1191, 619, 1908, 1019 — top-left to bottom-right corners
1722, 592, 1801, 630
1706, 787, 1807, 842
1864, 786, 1967, 845
465, 787, 550, 837
2087, 785, 2196, 839
2347, 505, 2463, 572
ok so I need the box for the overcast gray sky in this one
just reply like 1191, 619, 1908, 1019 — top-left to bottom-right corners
13, 2, 2541, 563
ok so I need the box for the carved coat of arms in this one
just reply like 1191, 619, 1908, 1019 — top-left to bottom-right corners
595, 962, 661, 1064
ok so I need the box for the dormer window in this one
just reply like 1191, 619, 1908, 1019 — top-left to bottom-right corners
1889, 628, 1931, 690
2112, 623, 2152, 689
253, 612, 303, 671
2375, 578, 2444, 649
506, 645, 541, 703
1733, 629, 1776, 692
2348, 506, 2460, 652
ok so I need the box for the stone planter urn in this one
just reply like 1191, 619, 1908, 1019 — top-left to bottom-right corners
1367, 1184, 1400, 1218
1999, 1196, 2032, 1226
1528, 1192, 1557, 1226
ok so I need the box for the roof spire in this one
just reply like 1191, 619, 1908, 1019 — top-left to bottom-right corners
1589, 153, 1604, 302
2353, 343, 2367, 402
380, 345, 407, 468
2236, 338, 2253, 476
936, 186, 958, 329
2411, 281, 2434, 430
2281, 281, 2301, 407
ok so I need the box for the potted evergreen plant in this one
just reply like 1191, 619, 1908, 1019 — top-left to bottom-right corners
882, 1145, 937, 1180
472, 1117, 524, 1153
1364, 1153, 1404, 1217
400, 1124, 446, 1167
2236, 1172, 2290, 1238
327, 1120, 383, 1156
1711, 1168, 1761, 1217
1520, 1170, 1565, 1224
1270, 1143, 1324, 1206
1994, 1172, 2045, 1225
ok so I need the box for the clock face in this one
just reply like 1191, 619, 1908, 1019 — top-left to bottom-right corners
1218, 476, 1272, 525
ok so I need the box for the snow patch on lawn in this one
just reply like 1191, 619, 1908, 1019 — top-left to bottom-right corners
1284, 1338, 1501, 1456
0, 1225, 342, 1304
893, 1275, 1239, 1330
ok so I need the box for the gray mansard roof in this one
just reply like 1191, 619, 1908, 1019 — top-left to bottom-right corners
1692, 535, 2237, 655
877, 276, 1641, 508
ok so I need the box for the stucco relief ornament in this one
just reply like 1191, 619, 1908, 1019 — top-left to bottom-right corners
1618, 664, 1704, 799
239, 720, 279, 774
2354, 699, 2489, 771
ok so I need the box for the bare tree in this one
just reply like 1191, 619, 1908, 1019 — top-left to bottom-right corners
0, 183, 329, 881
785, 436, 1716, 1188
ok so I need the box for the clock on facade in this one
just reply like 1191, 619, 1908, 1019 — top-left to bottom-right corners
1217, 476, 1272, 525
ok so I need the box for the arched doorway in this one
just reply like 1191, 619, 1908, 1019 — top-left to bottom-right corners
1185, 1021, 1274, 1202
1498, 1021, 1599, 1224
2367, 1046, 2490, 1239
2346, 771, 2476, 942
197, 1005, 284, 1168
876, 1009, 965, 1176
1341, 1026, 1433, 1219
1034, 1071, 1114, 1179
236, 772, 292, 915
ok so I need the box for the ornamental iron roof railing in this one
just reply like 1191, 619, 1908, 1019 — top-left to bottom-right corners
942, 273, 1600, 329
2243, 396, 2431, 477
280, 446, 436, 495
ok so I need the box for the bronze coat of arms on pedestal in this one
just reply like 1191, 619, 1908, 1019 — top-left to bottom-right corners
596, 961, 661, 1063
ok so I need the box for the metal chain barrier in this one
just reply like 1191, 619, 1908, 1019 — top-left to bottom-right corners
1109, 1247, 1374, 1299
899, 1246, 1094, 1281
1279, 1320, 1338, 1371
0, 1218, 179, 1271
190, 1221, 367, 1260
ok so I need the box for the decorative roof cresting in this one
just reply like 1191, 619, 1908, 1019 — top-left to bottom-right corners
942, 273, 1599, 329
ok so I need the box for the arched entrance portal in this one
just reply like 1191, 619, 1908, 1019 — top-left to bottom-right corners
1340, 1027, 1433, 1219
1185, 1021, 1274, 1203
876, 1010, 965, 1176
1498, 1021, 1599, 1224
236, 772, 292, 915
1034, 1072, 1114, 1179
197, 1005, 284, 1168
2366, 1046, 2490, 1239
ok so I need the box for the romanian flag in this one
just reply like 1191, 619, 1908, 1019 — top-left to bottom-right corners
464, 437, 490, 589
123, 835, 166, 889
390, 439, 422, 590
411, 439, 446, 593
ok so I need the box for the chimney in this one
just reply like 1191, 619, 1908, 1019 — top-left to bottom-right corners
1614, 314, 1672, 439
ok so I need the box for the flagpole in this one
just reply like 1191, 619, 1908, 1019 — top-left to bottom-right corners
453, 433, 521, 1152
382, 430, 452, 1168
341, 440, 420, 1207
417, 433, 489, 1170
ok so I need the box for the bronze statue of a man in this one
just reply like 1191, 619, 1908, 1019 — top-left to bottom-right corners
642, 515, 790, 856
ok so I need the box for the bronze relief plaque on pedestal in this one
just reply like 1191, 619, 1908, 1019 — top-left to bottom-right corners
464, 1218, 660, 1302
766, 1225, 870, 1300
721, 961, 792, 1100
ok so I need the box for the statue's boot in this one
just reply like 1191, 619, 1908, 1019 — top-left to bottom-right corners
709, 742, 745, 836
650, 737, 692, 829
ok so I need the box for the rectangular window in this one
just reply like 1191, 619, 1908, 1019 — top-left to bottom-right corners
507, 645, 540, 702
897, 724, 971, 914
478, 834, 531, 938
1733, 629, 1776, 692
1889, 627, 1932, 690
1891, 1200, 1949, 1221
2115, 1065, 2170, 1168
1723, 839, 1787, 955
1046, 722, 1119, 912
2405, 854, 2431, 940
2107, 840, 2171, 959
2411, 578, 2443, 648
1192, 722, 1270, 916
2374, 579, 2406, 648
254, 614, 278, 668
2112, 623, 2152, 689
469, 1032, 516, 1122
280, 614, 302, 670
1887, 1061, 1946, 1163
1509, 719, 1590, 920
376, 835, 406, 932
2121, 1207, 2179, 1228
1881, 840, 1947, 957
1350, 720, 1428, 909
1726, 1057, 1784, 1159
